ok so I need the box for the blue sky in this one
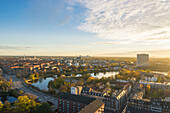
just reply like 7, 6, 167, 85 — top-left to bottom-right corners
0, 0, 170, 57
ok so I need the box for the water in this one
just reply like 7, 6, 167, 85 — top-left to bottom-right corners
0, 96, 17, 103
73, 71, 119, 78
31, 71, 119, 90
31, 77, 55, 90
152, 71, 168, 76
91, 71, 119, 79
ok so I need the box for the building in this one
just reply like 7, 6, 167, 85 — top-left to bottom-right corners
78, 99, 105, 113
71, 86, 83, 95
139, 80, 170, 88
58, 92, 102, 113
0, 68, 3, 76
74, 63, 79, 67
81, 84, 132, 113
164, 86, 170, 97
137, 54, 149, 67
126, 98, 170, 113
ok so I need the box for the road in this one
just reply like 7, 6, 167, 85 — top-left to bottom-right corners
4, 74, 58, 111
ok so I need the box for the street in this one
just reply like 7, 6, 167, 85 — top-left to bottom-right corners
4, 74, 58, 111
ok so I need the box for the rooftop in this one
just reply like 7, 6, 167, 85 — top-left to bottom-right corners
58, 92, 96, 105
78, 99, 104, 113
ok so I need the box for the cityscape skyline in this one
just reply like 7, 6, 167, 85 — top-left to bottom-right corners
0, 0, 170, 57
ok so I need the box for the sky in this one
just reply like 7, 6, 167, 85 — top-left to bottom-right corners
0, 0, 170, 57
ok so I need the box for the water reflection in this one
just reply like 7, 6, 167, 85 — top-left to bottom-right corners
32, 77, 54, 90
152, 71, 168, 76
31, 72, 119, 90
91, 71, 119, 79
0, 96, 17, 103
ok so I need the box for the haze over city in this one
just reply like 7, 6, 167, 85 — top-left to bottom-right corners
0, 1, 170, 113
0, 0, 170, 57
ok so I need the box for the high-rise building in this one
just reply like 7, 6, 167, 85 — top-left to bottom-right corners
137, 54, 149, 67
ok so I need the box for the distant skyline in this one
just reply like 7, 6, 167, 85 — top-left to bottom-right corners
0, 0, 170, 57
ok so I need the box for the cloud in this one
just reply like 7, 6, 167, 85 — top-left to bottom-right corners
66, 45, 93, 48
91, 42, 119, 45
0, 46, 34, 50
73, 0, 170, 41
146, 37, 170, 40
91, 40, 130, 45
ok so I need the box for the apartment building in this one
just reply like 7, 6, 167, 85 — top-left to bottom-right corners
126, 98, 170, 113
71, 86, 83, 95
78, 99, 105, 113
80, 84, 131, 113
58, 92, 104, 113
139, 80, 170, 88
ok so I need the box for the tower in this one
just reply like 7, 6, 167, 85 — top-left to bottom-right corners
137, 54, 149, 67
24, 54, 26, 60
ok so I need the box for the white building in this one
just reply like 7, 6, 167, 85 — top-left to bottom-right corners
71, 87, 77, 95
71, 86, 82, 95
67, 63, 72, 66
74, 63, 79, 67
145, 77, 157, 82
139, 80, 170, 88
81, 63, 86, 67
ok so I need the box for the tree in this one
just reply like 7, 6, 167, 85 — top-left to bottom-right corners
87, 77, 95, 83
0, 101, 3, 111
146, 69, 151, 73
29, 74, 35, 81
34, 72, 39, 77
168, 72, 170, 76
82, 74, 91, 80
50, 77, 65, 88
72, 74, 76, 77
14, 96, 37, 112
24, 93, 37, 100
3, 101, 11, 112
157, 76, 162, 83
35, 102, 52, 113
16, 73, 21, 78
9, 79, 13, 88
39, 70, 44, 76
60, 85, 68, 93
70, 83, 76, 88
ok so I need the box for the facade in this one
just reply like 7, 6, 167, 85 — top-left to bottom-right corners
139, 80, 170, 88
126, 98, 170, 113
71, 86, 83, 95
81, 84, 131, 113
58, 92, 97, 113
137, 54, 149, 67
164, 86, 170, 97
